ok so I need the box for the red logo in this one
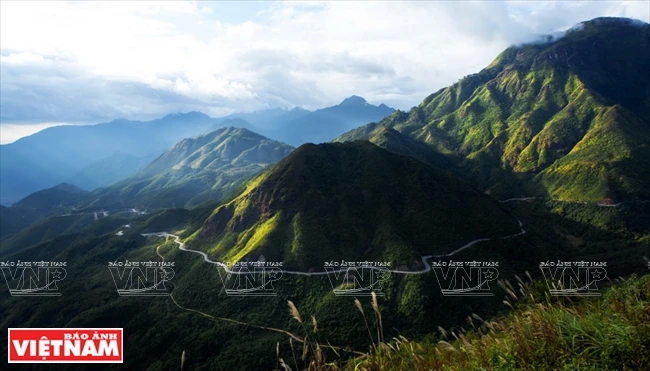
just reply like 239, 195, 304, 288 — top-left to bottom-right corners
8, 328, 123, 363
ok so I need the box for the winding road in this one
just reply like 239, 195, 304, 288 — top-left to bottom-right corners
143, 196, 632, 275
154, 245, 366, 356
499, 196, 625, 208
143, 217, 526, 276
145, 217, 527, 358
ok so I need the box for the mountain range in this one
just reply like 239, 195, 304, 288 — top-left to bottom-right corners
0, 112, 217, 204
79, 127, 293, 210
0, 16, 649, 371
0, 97, 394, 205
187, 140, 519, 270
214, 96, 394, 147
0, 127, 293, 239
337, 17, 650, 203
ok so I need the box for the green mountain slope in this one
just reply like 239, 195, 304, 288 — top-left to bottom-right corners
337, 18, 650, 202
1, 160, 647, 370
0, 214, 126, 255
82, 127, 294, 209
0, 183, 90, 238
360, 126, 456, 172
188, 141, 520, 269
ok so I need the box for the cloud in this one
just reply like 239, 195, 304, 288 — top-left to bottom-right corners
1, 0, 648, 132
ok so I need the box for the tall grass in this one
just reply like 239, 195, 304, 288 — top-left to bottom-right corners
278, 301, 342, 370
347, 274, 650, 371
275, 275, 649, 370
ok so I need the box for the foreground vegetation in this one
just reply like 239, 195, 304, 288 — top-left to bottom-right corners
280, 274, 650, 370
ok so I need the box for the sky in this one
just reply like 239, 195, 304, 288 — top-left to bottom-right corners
1, 0, 649, 143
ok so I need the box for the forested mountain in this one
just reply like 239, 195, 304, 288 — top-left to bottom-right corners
79, 127, 294, 209
338, 18, 650, 202
1, 16, 649, 371
187, 141, 519, 270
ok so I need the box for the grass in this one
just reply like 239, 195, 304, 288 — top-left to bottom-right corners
276, 274, 650, 370
277, 293, 387, 370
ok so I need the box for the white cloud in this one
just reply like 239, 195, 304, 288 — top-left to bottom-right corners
0, 52, 49, 65
1, 0, 648, 133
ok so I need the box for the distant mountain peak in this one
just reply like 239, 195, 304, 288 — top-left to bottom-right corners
162, 111, 211, 120
50, 183, 84, 192
340, 95, 368, 105
579, 16, 648, 28
106, 118, 134, 125
100, 125, 293, 208
221, 126, 254, 136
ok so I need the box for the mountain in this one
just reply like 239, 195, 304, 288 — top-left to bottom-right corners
0, 183, 89, 239
362, 126, 456, 171
0, 112, 219, 204
273, 96, 395, 146
80, 127, 294, 209
66, 152, 158, 190
0, 213, 125, 255
212, 98, 394, 146
0, 99, 390, 204
215, 107, 311, 134
188, 141, 520, 269
1, 16, 649, 371
1, 177, 647, 370
13, 182, 88, 210
337, 18, 650, 202
0, 205, 32, 239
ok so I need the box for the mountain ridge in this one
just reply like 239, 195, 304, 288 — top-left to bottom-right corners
277, 96, 394, 146
188, 140, 520, 270
78, 127, 294, 209
336, 17, 650, 202
2, 97, 394, 204
0, 112, 220, 204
